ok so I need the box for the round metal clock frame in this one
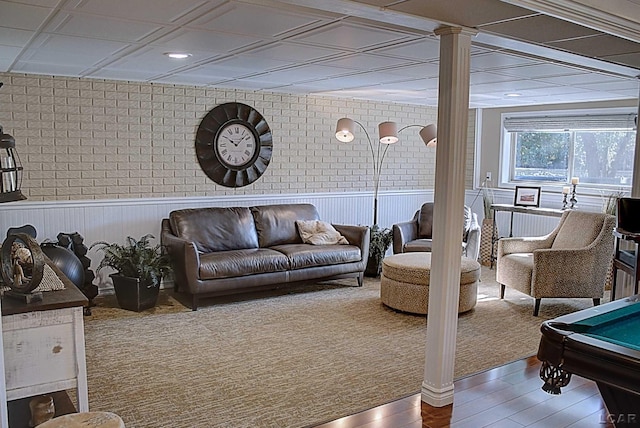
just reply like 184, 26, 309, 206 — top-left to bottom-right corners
195, 102, 273, 188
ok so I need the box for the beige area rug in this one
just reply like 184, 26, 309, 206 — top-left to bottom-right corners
83, 267, 604, 428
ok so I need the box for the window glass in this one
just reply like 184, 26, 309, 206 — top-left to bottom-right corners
513, 132, 569, 182
573, 131, 635, 186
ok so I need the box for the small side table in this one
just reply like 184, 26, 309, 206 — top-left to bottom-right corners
611, 228, 640, 300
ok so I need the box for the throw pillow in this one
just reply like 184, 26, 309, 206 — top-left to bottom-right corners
296, 220, 349, 245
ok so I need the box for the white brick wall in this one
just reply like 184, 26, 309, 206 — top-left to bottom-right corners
0, 72, 475, 201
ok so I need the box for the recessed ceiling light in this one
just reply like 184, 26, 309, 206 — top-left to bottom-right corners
505, 93, 522, 97
164, 52, 192, 59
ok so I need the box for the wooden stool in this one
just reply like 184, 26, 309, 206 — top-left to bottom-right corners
37, 412, 125, 428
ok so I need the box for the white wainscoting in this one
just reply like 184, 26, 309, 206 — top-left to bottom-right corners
0, 188, 606, 290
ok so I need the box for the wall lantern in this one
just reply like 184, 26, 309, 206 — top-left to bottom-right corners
0, 126, 26, 203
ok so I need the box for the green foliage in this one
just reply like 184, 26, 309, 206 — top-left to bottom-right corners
601, 189, 627, 215
369, 225, 392, 263
90, 234, 172, 287
482, 184, 494, 220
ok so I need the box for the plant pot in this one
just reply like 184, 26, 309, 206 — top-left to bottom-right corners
365, 256, 383, 278
110, 274, 159, 312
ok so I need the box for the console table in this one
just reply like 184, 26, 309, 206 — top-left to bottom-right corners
1, 263, 89, 414
490, 203, 564, 268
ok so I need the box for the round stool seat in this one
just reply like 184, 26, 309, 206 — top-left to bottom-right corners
380, 253, 480, 315
37, 412, 125, 428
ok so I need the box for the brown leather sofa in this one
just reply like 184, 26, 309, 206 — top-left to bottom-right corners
161, 203, 370, 310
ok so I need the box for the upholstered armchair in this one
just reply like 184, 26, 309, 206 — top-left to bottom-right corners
392, 203, 481, 261
496, 210, 616, 316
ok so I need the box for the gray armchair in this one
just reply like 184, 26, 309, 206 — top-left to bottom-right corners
496, 210, 615, 316
392, 203, 481, 261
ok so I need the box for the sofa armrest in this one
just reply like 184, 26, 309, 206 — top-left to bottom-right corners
464, 214, 481, 261
333, 224, 370, 261
497, 234, 555, 258
161, 218, 201, 293
393, 221, 418, 254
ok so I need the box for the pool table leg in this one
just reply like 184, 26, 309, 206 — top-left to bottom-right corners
500, 284, 505, 299
593, 298, 600, 307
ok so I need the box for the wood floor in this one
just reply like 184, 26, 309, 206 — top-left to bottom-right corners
312, 356, 614, 428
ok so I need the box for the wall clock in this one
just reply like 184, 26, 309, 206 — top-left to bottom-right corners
195, 102, 273, 188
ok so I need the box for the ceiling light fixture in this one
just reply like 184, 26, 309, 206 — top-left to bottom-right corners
505, 93, 522, 97
164, 52, 192, 59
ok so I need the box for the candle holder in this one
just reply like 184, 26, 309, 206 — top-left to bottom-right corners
569, 184, 577, 209
562, 193, 568, 210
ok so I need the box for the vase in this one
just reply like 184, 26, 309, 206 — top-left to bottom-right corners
480, 218, 497, 267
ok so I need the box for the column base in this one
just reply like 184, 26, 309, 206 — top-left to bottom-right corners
421, 381, 454, 407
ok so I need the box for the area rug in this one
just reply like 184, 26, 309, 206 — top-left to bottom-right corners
83, 267, 600, 428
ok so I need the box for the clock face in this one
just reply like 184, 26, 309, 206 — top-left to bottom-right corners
195, 102, 272, 188
215, 122, 257, 168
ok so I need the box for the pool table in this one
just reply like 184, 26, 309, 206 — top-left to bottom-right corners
537, 295, 640, 423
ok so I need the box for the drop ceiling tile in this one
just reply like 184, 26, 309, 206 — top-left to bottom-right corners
0, 1, 53, 30
100, 46, 209, 73
538, 72, 626, 86
384, 63, 440, 78
192, 2, 322, 38
470, 71, 521, 85
71, 0, 218, 23
498, 63, 584, 79
245, 64, 352, 85
152, 28, 261, 54
19, 34, 128, 65
291, 21, 411, 50
385, 0, 536, 28
369, 38, 440, 61
88, 68, 166, 81
247, 42, 343, 62
480, 15, 598, 43
50, 13, 161, 42
165, 67, 238, 83
470, 51, 540, 71
549, 34, 640, 57
602, 53, 640, 69
315, 53, 417, 70
320, 71, 414, 88
203, 55, 295, 74
0, 46, 22, 60
579, 80, 640, 93
12, 61, 93, 75
0, 26, 34, 47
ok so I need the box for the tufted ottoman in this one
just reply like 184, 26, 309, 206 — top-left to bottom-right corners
380, 253, 480, 315
37, 412, 125, 428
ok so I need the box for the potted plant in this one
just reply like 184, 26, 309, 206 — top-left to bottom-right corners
365, 225, 393, 277
90, 234, 172, 312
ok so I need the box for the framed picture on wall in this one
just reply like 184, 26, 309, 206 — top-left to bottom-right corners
514, 186, 541, 207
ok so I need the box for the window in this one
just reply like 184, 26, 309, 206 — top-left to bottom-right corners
503, 112, 637, 188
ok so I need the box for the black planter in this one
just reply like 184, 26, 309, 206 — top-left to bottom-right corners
110, 274, 159, 312
365, 256, 383, 278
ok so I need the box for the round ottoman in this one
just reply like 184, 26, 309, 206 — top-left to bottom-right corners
380, 253, 480, 315
37, 412, 125, 428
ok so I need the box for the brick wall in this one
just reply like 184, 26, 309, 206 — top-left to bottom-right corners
0, 72, 474, 201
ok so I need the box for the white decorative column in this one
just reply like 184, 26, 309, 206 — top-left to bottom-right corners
422, 25, 476, 407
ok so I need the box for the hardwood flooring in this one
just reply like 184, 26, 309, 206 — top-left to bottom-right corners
312, 356, 614, 428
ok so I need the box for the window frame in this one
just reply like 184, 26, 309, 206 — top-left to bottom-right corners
499, 108, 637, 194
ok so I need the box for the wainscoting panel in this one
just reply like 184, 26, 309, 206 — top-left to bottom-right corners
0, 189, 606, 290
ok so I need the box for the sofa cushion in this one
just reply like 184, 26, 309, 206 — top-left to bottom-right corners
170, 207, 259, 253
403, 239, 433, 253
199, 248, 290, 279
296, 220, 348, 245
552, 211, 604, 249
272, 243, 362, 270
251, 204, 320, 248
418, 203, 434, 238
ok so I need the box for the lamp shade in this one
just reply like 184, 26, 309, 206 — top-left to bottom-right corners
378, 121, 398, 144
335, 118, 355, 142
419, 124, 437, 147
